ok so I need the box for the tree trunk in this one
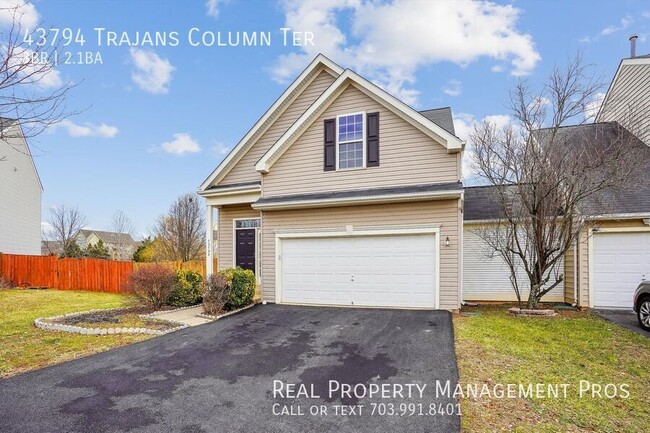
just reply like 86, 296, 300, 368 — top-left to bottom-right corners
527, 284, 541, 309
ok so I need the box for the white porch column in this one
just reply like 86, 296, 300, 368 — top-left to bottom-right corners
206, 204, 214, 276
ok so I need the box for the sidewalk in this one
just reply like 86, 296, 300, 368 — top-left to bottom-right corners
154, 306, 212, 327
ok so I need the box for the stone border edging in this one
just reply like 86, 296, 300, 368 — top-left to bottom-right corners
508, 307, 557, 317
34, 307, 190, 336
197, 302, 257, 320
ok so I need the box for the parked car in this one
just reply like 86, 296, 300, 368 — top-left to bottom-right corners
633, 281, 650, 331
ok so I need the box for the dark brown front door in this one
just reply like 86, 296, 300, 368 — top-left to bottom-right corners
235, 229, 256, 273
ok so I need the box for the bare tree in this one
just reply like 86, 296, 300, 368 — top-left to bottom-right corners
110, 210, 136, 260
471, 53, 645, 309
1, 3, 76, 154
153, 194, 205, 262
46, 204, 86, 257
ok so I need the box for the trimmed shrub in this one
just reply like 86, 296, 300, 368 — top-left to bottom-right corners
219, 267, 256, 310
202, 274, 231, 315
127, 264, 176, 309
169, 270, 204, 307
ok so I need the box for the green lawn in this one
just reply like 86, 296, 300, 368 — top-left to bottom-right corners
454, 305, 650, 433
0, 289, 151, 378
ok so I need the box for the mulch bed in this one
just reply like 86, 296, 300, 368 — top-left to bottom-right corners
54, 307, 182, 331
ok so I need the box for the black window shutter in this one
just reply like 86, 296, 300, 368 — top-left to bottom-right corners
324, 118, 336, 171
367, 112, 380, 167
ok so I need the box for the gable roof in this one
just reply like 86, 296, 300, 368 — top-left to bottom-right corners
419, 107, 456, 135
198, 54, 343, 191
255, 69, 464, 173
78, 229, 136, 245
0, 118, 43, 192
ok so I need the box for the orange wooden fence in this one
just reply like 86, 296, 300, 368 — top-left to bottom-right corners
0, 254, 217, 294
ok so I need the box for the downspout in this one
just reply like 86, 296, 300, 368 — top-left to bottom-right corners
572, 237, 578, 307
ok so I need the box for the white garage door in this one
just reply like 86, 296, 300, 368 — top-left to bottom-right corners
463, 230, 564, 302
592, 232, 650, 309
279, 233, 437, 308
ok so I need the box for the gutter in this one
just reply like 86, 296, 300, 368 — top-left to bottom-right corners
252, 190, 462, 210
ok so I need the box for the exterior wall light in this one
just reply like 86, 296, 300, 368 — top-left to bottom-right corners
445, 236, 451, 247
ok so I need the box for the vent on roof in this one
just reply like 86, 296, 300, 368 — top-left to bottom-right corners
630, 34, 638, 58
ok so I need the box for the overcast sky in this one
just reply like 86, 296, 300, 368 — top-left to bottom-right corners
3, 0, 649, 238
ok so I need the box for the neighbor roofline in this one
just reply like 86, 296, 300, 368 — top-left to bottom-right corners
198, 54, 344, 191
255, 69, 464, 173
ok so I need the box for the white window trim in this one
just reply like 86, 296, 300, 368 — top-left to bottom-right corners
335, 111, 366, 171
232, 218, 262, 282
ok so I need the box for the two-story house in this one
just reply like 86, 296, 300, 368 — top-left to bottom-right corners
198, 55, 464, 310
0, 119, 43, 255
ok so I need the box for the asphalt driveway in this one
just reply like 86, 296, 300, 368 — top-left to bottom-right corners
0, 305, 459, 433
593, 309, 649, 337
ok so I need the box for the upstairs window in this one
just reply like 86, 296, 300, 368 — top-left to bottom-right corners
337, 113, 365, 169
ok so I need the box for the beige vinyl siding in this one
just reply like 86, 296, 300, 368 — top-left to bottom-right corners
577, 219, 650, 307
261, 200, 461, 310
564, 242, 576, 304
263, 83, 460, 196
217, 204, 260, 270
220, 70, 337, 185
598, 63, 650, 144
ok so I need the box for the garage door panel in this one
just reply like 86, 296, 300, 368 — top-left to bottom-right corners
593, 232, 650, 309
463, 230, 565, 302
280, 233, 436, 308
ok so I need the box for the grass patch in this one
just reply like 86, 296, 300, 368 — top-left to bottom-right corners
0, 289, 152, 378
454, 305, 650, 432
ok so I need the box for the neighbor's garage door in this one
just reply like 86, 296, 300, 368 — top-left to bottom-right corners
279, 234, 436, 308
592, 231, 650, 309
463, 230, 565, 302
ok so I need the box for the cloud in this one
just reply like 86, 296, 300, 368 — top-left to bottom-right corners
584, 92, 605, 120
442, 80, 462, 97
0, 0, 39, 29
129, 48, 175, 94
601, 16, 633, 36
211, 142, 232, 156
41, 221, 53, 235
271, 0, 540, 105
206, 0, 228, 18
155, 133, 201, 155
454, 112, 512, 182
643, 11, 650, 18
56, 119, 119, 138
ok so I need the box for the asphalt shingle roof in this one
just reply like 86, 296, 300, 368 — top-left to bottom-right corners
418, 107, 456, 136
464, 122, 650, 221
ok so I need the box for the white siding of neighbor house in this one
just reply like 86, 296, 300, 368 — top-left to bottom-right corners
263, 83, 461, 196
0, 126, 42, 255
598, 62, 650, 144
219, 69, 338, 185
463, 229, 564, 302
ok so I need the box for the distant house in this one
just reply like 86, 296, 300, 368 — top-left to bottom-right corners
0, 119, 43, 255
76, 229, 138, 261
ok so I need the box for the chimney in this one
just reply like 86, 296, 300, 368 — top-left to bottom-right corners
630, 34, 638, 58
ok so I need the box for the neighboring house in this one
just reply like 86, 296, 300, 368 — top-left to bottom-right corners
76, 229, 138, 261
597, 35, 650, 144
464, 38, 650, 310
463, 122, 650, 309
0, 119, 43, 255
41, 240, 63, 256
199, 54, 464, 310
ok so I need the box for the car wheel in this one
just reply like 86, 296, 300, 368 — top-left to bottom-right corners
638, 298, 650, 331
